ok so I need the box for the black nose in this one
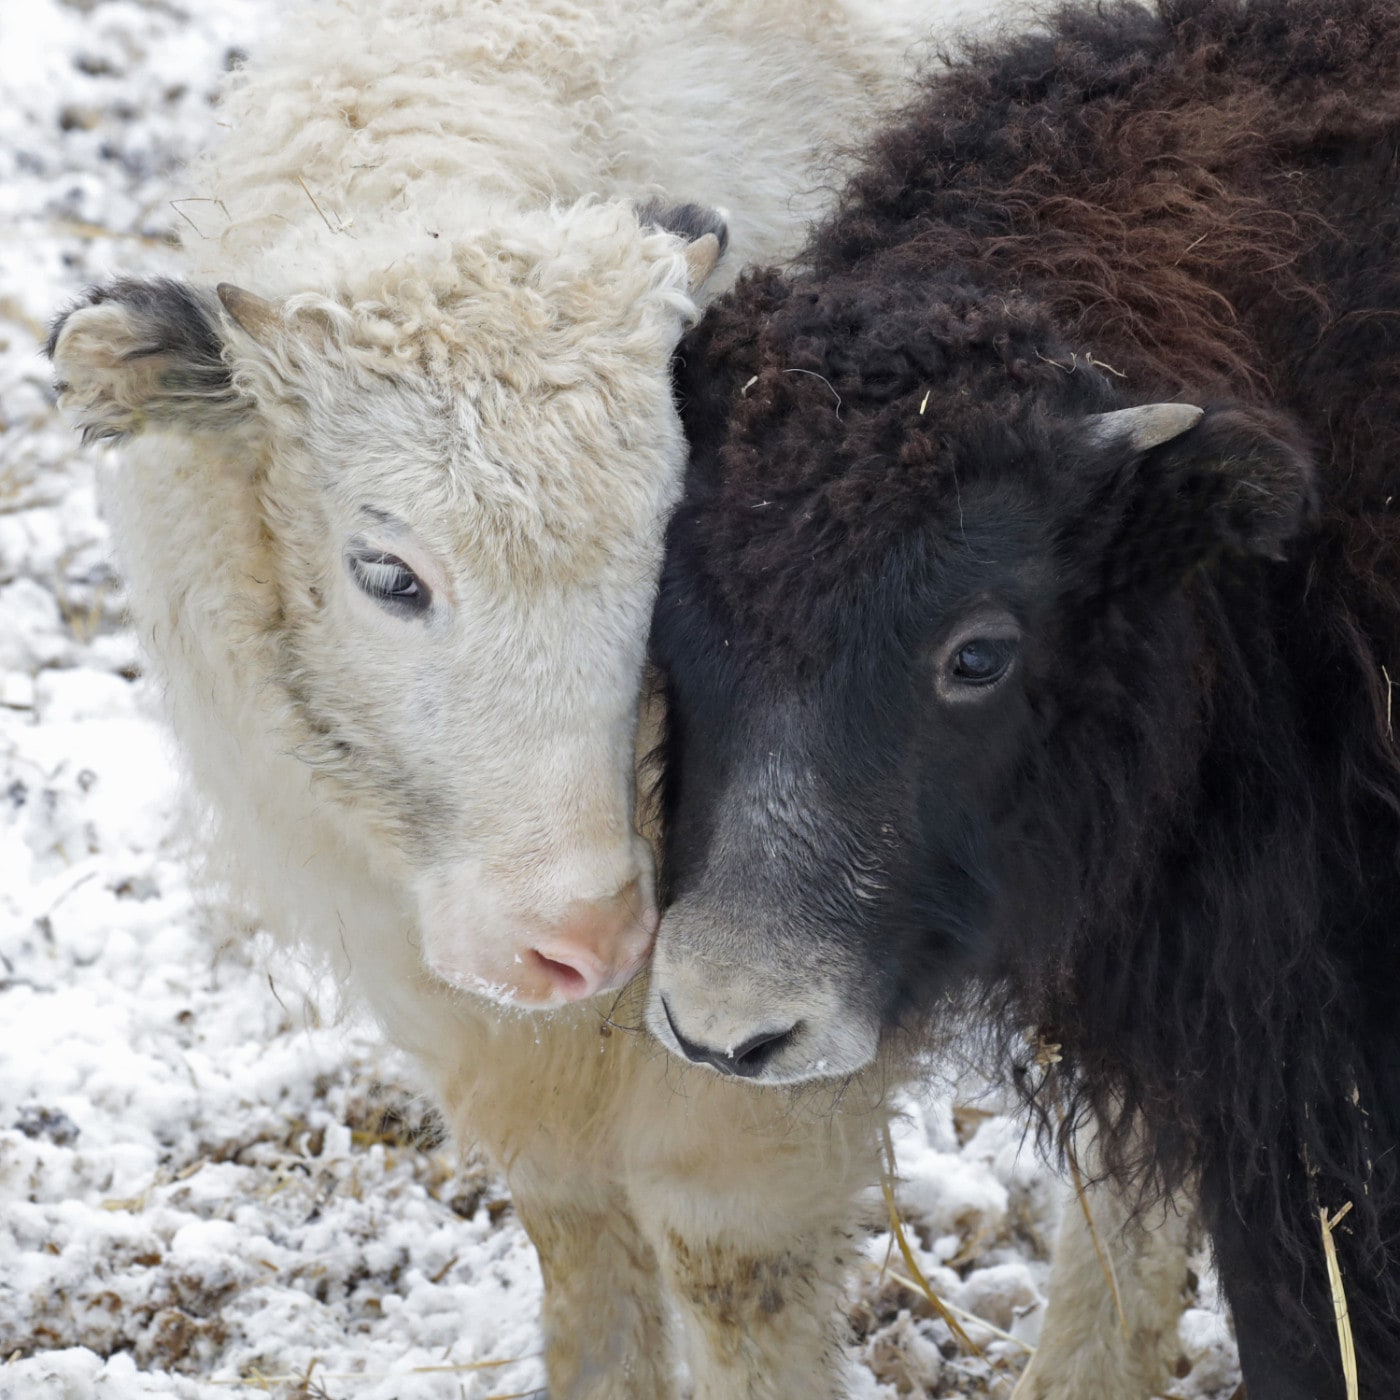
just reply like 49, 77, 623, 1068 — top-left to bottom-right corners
661, 997, 797, 1078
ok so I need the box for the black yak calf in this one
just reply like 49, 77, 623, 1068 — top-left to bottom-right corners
647, 0, 1400, 1393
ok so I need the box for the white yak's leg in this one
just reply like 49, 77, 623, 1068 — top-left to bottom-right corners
442, 1003, 677, 1400
656, 1209, 856, 1400
633, 1068, 883, 1400
1012, 1165, 1194, 1400
512, 1185, 675, 1400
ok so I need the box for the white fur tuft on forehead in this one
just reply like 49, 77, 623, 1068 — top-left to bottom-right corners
244, 201, 699, 385
233, 225, 692, 583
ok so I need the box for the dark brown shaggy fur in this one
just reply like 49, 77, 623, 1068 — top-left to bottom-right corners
699, 0, 1400, 622
657, 0, 1400, 1392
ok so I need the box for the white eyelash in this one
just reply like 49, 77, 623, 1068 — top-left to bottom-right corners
353, 554, 417, 597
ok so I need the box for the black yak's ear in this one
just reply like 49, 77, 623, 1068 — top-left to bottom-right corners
47, 278, 256, 444
1095, 402, 1318, 594
637, 200, 729, 291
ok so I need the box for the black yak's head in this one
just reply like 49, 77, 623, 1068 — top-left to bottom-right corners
647, 261, 1316, 1085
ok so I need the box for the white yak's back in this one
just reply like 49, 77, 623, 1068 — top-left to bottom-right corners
190, 0, 928, 296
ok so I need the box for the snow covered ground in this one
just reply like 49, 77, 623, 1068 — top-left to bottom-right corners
0, 2, 1242, 1397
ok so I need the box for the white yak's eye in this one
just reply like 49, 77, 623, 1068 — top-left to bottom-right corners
346, 547, 431, 616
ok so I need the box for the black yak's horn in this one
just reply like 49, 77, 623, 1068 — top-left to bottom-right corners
1087, 403, 1204, 452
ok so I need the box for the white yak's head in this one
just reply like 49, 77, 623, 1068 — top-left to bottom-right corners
48, 200, 726, 1009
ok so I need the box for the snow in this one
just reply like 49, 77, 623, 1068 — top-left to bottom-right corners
0, 2, 1241, 1397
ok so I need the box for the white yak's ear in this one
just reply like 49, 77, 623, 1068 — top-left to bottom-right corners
638, 200, 729, 294
47, 278, 257, 444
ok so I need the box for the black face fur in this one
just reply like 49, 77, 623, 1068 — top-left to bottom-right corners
653, 259, 1313, 1052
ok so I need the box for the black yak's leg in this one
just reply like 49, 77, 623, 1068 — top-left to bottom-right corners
1206, 1179, 1345, 1400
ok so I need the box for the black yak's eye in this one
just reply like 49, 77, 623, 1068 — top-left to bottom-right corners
934, 615, 1020, 700
951, 638, 1016, 685
347, 548, 431, 616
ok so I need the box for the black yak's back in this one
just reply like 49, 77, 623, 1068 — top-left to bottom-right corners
814, 0, 1400, 506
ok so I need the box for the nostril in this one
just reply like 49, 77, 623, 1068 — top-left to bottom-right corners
660, 997, 797, 1079
526, 948, 594, 1000
730, 1024, 797, 1072
533, 884, 655, 1001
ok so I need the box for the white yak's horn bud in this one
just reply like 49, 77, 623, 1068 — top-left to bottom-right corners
217, 283, 281, 342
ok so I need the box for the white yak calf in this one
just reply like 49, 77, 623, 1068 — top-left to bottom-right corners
48, 1, 922, 1395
